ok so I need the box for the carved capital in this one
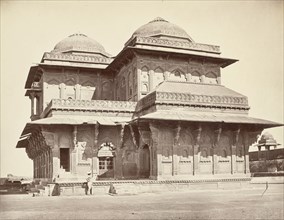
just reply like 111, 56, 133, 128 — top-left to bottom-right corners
42, 132, 55, 148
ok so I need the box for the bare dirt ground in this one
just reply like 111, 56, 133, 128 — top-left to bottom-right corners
0, 184, 283, 220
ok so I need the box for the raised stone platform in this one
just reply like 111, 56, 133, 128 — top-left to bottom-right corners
58, 177, 252, 196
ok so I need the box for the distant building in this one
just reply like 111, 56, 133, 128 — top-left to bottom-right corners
16, 17, 282, 181
250, 132, 283, 161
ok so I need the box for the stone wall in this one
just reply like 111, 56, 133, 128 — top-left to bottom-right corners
136, 54, 221, 99
42, 67, 113, 109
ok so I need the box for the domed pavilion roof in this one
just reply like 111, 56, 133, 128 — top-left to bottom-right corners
257, 132, 280, 147
52, 33, 110, 57
131, 17, 194, 42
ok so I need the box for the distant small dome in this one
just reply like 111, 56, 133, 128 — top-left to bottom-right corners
258, 132, 279, 146
53, 33, 109, 56
132, 17, 193, 41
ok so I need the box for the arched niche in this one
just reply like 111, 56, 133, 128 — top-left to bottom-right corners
169, 69, 186, 81
191, 70, 201, 83
205, 72, 218, 84
153, 67, 165, 88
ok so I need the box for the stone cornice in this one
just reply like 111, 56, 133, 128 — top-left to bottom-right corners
127, 36, 221, 54
42, 52, 113, 65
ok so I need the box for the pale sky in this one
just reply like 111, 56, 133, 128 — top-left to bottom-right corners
1, 1, 283, 177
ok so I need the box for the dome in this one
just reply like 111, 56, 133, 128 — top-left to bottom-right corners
257, 132, 279, 146
53, 33, 109, 56
132, 17, 193, 42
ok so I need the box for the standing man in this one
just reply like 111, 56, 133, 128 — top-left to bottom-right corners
86, 171, 93, 195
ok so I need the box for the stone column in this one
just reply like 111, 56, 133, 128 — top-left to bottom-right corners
149, 70, 154, 91
52, 148, 60, 178
173, 123, 181, 176
244, 130, 262, 174
114, 124, 124, 179
231, 128, 240, 174
201, 75, 206, 83
138, 126, 151, 179
193, 125, 202, 175
59, 83, 65, 99
244, 145, 250, 174
213, 126, 222, 175
30, 93, 35, 116
257, 146, 262, 160
164, 71, 170, 80
231, 145, 237, 174
186, 73, 192, 82
266, 146, 271, 161
217, 76, 221, 85
92, 123, 100, 177
75, 84, 81, 100
149, 122, 160, 179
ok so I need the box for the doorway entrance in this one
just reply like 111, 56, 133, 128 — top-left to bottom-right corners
97, 143, 115, 179
60, 148, 70, 172
140, 145, 150, 178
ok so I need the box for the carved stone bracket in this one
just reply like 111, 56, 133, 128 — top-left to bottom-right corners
138, 126, 151, 147
93, 123, 100, 153
119, 123, 126, 148
174, 122, 181, 146
245, 130, 262, 147
149, 122, 159, 147
214, 126, 222, 147
129, 124, 138, 149
232, 127, 241, 146
193, 124, 202, 145
73, 125, 78, 148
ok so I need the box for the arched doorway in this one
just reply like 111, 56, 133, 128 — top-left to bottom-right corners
98, 142, 115, 179
140, 145, 150, 178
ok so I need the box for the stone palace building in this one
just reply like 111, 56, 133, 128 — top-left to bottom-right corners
16, 17, 281, 181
